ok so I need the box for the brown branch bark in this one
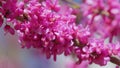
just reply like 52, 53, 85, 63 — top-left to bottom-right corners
110, 56, 120, 66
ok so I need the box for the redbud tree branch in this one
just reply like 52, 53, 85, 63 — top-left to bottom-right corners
110, 56, 120, 66
62, 0, 120, 66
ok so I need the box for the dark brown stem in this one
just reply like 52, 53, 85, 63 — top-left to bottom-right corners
110, 56, 120, 66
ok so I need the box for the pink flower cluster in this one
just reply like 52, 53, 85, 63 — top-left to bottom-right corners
1, 0, 120, 67
81, 0, 120, 41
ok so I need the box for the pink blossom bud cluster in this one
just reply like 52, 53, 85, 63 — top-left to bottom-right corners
81, 0, 120, 41
0, 0, 17, 35
1, 0, 120, 67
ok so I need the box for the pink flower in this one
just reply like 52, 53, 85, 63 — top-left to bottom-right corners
1, 0, 120, 67
13, 0, 76, 61
81, 0, 120, 40
4, 25, 15, 35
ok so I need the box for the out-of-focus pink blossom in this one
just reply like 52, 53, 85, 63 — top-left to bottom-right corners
4, 25, 15, 35
66, 60, 89, 68
81, 0, 120, 40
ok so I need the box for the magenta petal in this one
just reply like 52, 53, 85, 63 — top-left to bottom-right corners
4, 25, 15, 35
0, 15, 3, 27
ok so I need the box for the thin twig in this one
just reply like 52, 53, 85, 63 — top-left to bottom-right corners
110, 56, 120, 66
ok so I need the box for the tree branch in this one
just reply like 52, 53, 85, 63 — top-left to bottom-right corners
110, 56, 120, 66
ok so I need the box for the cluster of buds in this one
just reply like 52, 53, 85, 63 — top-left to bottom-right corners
0, 0, 120, 67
